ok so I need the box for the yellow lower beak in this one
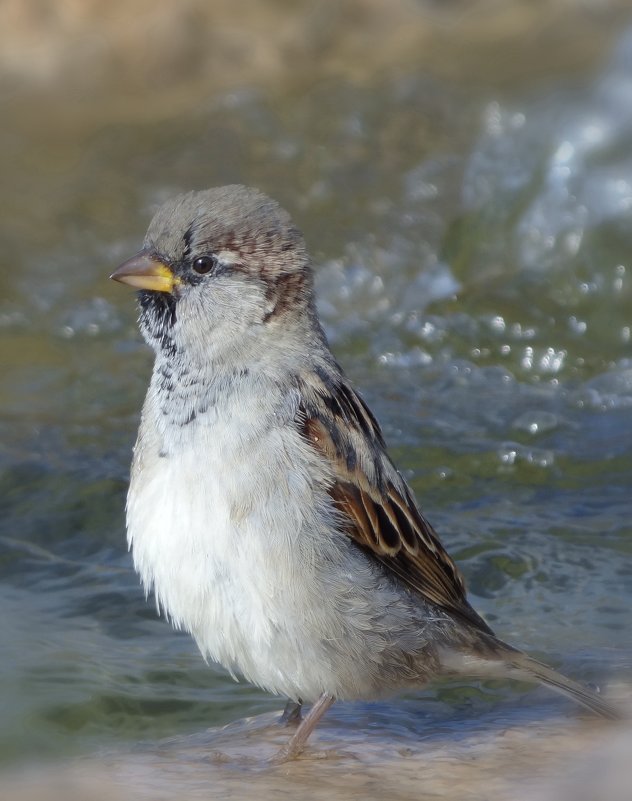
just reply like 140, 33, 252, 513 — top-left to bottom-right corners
110, 252, 178, 293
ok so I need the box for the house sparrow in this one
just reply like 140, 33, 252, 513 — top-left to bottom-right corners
111, 185, 619, 760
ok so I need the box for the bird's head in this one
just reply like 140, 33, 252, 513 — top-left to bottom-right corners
111, 185, 313, 364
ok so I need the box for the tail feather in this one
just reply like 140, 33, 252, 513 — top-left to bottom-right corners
505, 650, 621, 721
442, 635, 622, 721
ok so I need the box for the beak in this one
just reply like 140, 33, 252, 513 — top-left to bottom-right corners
110, 251, 178, 293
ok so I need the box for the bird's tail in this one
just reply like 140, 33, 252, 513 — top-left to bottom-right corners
442, 635, 622, 721
502, 648, 621, 720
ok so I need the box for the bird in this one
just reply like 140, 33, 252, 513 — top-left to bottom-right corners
111, 184, 619, 760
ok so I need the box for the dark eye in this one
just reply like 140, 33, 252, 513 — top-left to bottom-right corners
192, 255, 216, 274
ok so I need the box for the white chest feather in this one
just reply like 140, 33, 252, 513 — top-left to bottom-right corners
126, 379, 347, 698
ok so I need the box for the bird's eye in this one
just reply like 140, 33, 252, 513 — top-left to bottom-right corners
192, 256, 216, 274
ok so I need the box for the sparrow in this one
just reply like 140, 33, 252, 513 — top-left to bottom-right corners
111, 185, 619, 760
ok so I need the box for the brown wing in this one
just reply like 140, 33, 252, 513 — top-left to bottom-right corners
298, 367, 493, 635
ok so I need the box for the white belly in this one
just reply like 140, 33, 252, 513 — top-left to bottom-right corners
126, 407, 353, 700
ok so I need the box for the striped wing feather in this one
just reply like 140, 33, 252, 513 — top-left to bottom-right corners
299, 374, 492, 635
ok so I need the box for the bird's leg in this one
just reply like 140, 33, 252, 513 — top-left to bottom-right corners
271, 693, 335, 762
279, 697, 303, 725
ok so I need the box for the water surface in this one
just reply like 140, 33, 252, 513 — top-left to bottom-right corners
0, 5, 630, 792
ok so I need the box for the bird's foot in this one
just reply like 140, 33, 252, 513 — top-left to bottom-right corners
270, 693, 335, 763
279, 698, 303, 726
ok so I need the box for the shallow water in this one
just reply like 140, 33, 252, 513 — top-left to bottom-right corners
0, 3, 631, 794
4, 701, 631, 801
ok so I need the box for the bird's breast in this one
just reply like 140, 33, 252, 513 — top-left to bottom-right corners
125, 385, 342, 694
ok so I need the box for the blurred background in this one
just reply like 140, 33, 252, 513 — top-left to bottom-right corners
1, 1, 631, 798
